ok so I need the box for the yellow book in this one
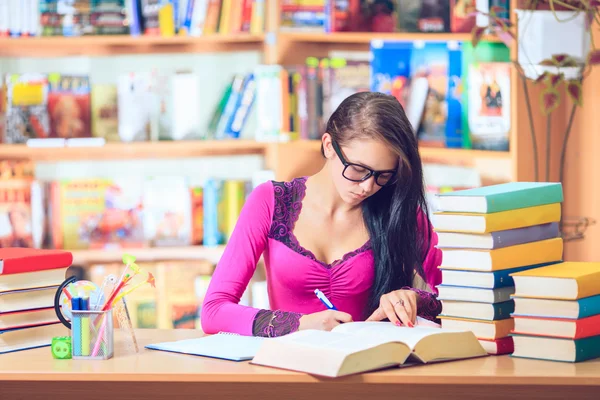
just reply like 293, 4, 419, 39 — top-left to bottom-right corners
219, 0, 233, 34
223, 180, 246, 241
511, 262, 600, 300
439, 317, 514, 341
440, 237, 564, 272
432, 203, 561, 234
158, 4, 175, 37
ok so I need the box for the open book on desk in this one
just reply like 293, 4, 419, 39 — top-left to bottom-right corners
251, 322, 487, 377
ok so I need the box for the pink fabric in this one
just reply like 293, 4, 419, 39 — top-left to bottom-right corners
200, 179, 442, 336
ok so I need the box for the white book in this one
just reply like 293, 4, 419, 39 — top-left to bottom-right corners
251, 322, 486, 378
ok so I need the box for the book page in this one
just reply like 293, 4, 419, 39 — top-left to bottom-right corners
272, 329, 404, 356
331, 322, 451, 350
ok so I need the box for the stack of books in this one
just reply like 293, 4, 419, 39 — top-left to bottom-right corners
0, 248, 71, 354
431, 182, 564, 355
510, 261, 600, 362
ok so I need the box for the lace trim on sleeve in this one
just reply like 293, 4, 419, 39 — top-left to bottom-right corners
401, 286, 442, 322
252, 309, 303, 337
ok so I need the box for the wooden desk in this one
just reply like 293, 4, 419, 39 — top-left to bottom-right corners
1, 329, 599, 400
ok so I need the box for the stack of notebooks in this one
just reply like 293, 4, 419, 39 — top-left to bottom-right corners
0, 248, 71, 354
510, 261, 600, 362
431, 182, 565, 355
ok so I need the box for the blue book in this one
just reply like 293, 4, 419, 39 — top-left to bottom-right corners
146, 333, 265, 361
370, 40, 463, 148
512, 294, 600, 320
435, 181, 564, 213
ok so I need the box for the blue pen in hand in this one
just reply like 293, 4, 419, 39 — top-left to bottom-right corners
314, 289, 338, 311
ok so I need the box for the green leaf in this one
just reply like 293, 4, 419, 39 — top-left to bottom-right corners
534, 71, 549, 85
539, 58, 556, 66
548, 73, 564, 88
471, 26, 486, 48
122, 254, 136, 265
540, 87, 560, 115
566, 80, 583, 106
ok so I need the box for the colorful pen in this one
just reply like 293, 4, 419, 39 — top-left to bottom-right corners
314, 289, 337, 311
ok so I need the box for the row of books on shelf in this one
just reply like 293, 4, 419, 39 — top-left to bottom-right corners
0, 0, 265, 38
0, 36, 511, 149
0, 171, 258, 251
0, 70, 258, 144
269, 40, 510, 150
283, 0, 508, 34
433, 181, 600, 363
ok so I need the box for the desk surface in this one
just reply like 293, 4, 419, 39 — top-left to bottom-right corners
2, 329, 600, 400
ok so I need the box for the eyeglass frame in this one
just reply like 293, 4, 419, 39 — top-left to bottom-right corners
330, 140, 398, 187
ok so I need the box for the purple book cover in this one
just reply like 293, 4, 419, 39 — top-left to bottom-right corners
492, 222, 560, 249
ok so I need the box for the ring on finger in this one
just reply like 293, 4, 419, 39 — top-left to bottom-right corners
395, 299, 404, 307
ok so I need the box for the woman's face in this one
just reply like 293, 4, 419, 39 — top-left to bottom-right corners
325, 135, 398, 206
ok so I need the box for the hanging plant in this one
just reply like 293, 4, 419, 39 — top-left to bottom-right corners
471, 0, 600, 241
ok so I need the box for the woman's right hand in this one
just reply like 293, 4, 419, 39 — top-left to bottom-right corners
298, 310, 353, 331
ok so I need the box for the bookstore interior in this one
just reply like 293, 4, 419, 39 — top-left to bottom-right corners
0, 1, 600, 398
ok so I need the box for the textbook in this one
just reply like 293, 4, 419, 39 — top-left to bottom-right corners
251, 322, 487, 377
434, 182, 563, 213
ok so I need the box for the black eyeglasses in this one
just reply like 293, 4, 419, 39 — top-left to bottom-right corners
331, 140, 397, 187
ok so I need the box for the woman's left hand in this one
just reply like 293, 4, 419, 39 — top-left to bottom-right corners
366, 289, 417, 327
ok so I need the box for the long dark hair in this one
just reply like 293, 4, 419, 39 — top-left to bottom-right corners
324, 91, 432, 316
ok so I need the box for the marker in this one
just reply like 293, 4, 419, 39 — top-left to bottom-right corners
81, 297, 90, 356
71, 297, 81, 357
314, 289, 337, 311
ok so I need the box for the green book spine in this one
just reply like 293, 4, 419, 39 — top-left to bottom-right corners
574, 335, 600, 362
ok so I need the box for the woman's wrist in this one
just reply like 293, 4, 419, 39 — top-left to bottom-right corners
252, 309, 303, 337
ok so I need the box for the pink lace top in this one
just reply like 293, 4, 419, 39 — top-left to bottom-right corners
201, 177, 443, 337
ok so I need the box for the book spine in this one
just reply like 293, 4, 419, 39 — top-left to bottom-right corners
578, 294, 600, 319
492, 300, 514, 320
574, 334, 600, 362
445, 41, 463, 148
225, 74, 256, 139
492, 262, 560, 288
491, 222, 560, 249
203, 178, 222, 246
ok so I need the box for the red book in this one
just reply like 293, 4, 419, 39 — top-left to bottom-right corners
0, 248, 73, 275
478, 336, 514, 355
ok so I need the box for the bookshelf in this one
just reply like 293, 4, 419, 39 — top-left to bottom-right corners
0, 140, 270, 161
0, 34, 266, 57
0, 0, 579, 256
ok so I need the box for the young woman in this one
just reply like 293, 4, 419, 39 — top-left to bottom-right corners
201, 92, 442, 338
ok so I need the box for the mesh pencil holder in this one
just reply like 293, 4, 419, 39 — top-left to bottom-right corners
71, 309, 114, 360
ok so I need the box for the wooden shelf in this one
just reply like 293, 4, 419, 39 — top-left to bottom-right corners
70, 245, 226, 265
0, 34, 265, 57
275, 31, 502, 64
419, 147, 511, 162
0, 139, 510, 166
280, 32, 501, 44
0, 140, 271, 161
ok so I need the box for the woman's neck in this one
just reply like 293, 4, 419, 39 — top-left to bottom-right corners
305, 167, 360, 216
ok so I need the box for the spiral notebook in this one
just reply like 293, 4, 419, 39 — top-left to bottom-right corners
145, 333, 265, 361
